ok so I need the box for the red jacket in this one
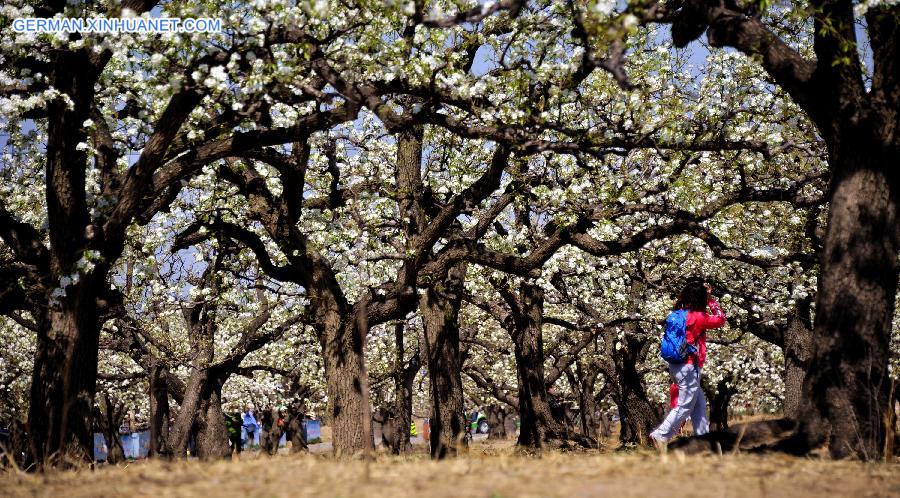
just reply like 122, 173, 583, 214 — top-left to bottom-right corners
684, 298, 726, 368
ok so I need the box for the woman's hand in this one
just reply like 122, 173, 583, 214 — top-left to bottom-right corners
704, 283, 713, 298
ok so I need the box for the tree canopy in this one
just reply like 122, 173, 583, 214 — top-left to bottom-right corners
0, 0, 897, 466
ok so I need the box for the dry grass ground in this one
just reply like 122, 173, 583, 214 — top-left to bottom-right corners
2, 441, 899, 498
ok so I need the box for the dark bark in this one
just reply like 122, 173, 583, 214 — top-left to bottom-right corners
6, 5, 357, 469
484, 404, 511, 439
601, 280, 659, 446
195, 101, 511, 458
96, 393, 125, 464
507, 281, 594, 450
259, 407, 285, 456
388, 323, 420, 454
783, 299, 813, 419
795, 147, 899, 459
4, 419, 29, 469
570, 360, 600, 440
285, 401, 308, 453
419, 263, 468, 459
166, 293, 217, 457
22, 13, 197, 464
148, 363, 170, 458
23, 40, 100, 468
611, 355, 659, 447
29, 280, 102, 468
319, 299, 374, 456
706, 375, 738, 432
160, 257, 295, 459
166, 368, 208, 457
194, 378, 231, 460
209, 152, 378, 457
373, 407, 396, 449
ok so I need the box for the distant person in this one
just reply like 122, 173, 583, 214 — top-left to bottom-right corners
242, 404, 259, 448
650, 281, 725, 448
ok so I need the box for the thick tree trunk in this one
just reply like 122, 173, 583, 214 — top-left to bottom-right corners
484, 404, 510, 439
389, 323, 420, 454
319, 302, 374, 456
286, 405, 308, 453
390, 369, 415, 454
706, 375, 738, 432
28, 282, 101, 467
783, 299, 813, 419
511, 282, 592, 450
166, 368, 208, 457
167, 289, 218, 458
796, 148, 899, 459
419, 263, 467, 459
572, 362, 600, 441
514, 342, 564, 448
26, 45, 102, 469
602, 335, 659, 445
259, 407, 285, 457
194, 378, 231, 460
615, 364, 660, 446
611, 279, 659, 446
148, 363, 170, 458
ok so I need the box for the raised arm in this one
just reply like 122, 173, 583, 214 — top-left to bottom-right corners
702, 298, 727, 330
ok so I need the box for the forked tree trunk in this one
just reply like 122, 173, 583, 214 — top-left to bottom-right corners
97, 393, 125, 464
796, 146, 899, 459
389, 323, 420, 454
419, 263, 468, 459
166, 368, 208, 457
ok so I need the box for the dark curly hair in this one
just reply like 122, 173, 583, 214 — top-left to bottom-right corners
676, 280, 709, 312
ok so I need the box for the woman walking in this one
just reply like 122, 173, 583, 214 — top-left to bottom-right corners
650, 281, 726, 447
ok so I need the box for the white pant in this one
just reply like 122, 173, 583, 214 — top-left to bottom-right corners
651, 362, 709, 442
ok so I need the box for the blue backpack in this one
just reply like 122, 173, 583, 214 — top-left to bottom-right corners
660, 309, 696, 364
